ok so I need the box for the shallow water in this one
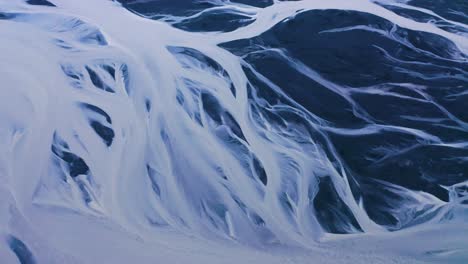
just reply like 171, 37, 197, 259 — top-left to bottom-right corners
0, 0, 467, 263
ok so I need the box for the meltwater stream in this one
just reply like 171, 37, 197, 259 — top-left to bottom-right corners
0, 0, 467, 263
